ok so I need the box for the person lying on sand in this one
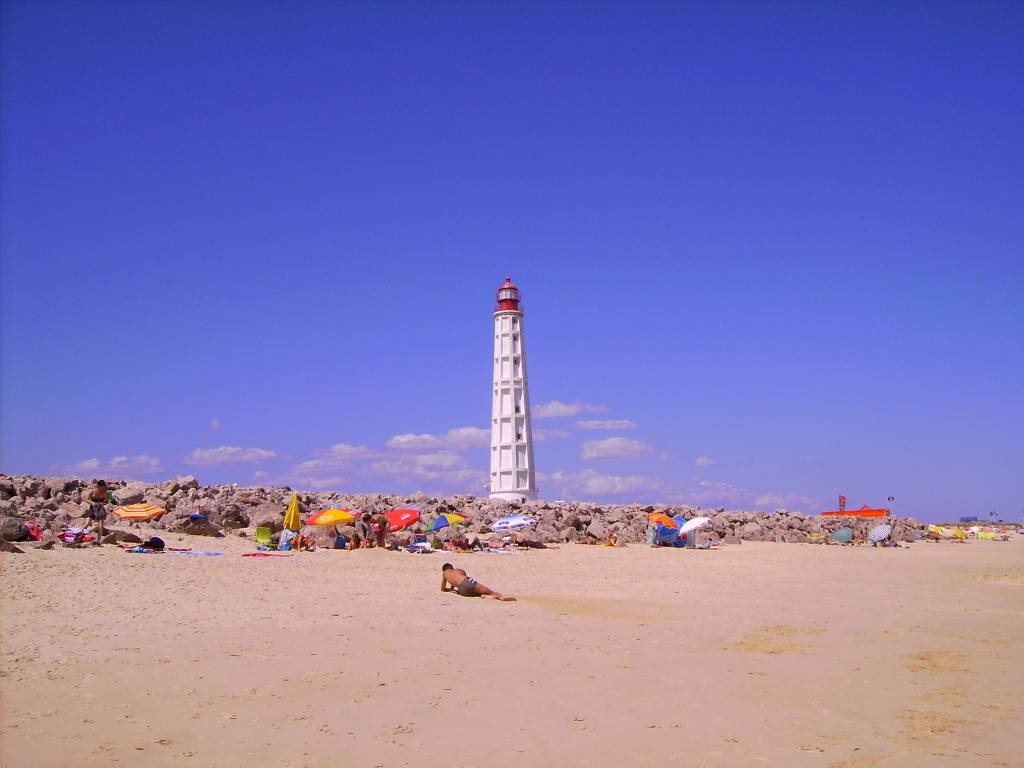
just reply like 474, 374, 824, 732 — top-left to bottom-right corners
440, 563, 516, 601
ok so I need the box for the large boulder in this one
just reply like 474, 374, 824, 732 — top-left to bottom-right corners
102, 530, 143, 545
586, 518, 609, 541
0, 516, 28, 542
113, 483, 147, 506
0, 540, 24, 554
249, 502, 285, 533
175, 475, 200, 491
170, 518, 224, 538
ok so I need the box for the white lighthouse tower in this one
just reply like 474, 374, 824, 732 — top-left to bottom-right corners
489, 276, 537, 501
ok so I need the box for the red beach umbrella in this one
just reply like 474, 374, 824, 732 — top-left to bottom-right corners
386, 509, 421, 531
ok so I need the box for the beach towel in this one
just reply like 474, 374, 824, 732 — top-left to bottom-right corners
170, 551, 223, 556
60, 528, 94, 545
126, 546, 161, 553
242, 552, 293, 558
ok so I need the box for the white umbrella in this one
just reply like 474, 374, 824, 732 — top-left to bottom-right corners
868, 523, 893, 544
489, 515, 537, 532
678, 516, 711, 535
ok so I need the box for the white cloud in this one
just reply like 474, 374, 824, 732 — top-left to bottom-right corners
209, 418, 222, 432
67, 454, 165, 478
323, 443, 370, 458
533, 400, 607, 419
387, 427, 490, 452
581, 437, 655, 460
442, 427, 491, 449
534, 428, 571, 442
386, 433, 445, 451
695, 456, 715, 468
365, 455, 486, 491
253, 470, 268, 479
183, 446, 277, 466
288, 475, 346, 490
577, 419, 636, 430
548, 469, 661, 499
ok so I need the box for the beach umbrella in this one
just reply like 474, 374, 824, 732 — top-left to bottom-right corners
868, 523, 893, 544
678, 516, 711, 535
428, 513, 466, 532
113, 503, 166, 522
386, 508, 421, 531
490, 514, 537, 532
830, 527, 854, 544
306, 508, 356, 526
648, 513, 678, 528
283, 495, 302, 532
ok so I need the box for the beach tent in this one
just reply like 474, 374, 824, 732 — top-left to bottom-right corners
113, 503, 166, 522
386, 509, 421, 531
831, 527, 854, 544
653, 515, 688, 546
490, 515, 537, 532
306, 508, 356, 526
283, 495, 302, 532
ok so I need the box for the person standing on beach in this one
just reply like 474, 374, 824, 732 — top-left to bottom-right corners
352, 514, 372, 548
441, 563, 516, 601
84, 479, 110, 544
368, 512, 389, 548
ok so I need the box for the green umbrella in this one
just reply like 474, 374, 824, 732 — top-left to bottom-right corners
831, 526, 854, 544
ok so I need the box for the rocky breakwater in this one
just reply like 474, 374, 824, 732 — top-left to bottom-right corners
0, 473, 923, 547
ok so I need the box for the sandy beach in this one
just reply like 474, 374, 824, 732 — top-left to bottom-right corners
1, 537, 1021, 767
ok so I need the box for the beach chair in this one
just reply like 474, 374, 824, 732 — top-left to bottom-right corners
254, 526, 273, 549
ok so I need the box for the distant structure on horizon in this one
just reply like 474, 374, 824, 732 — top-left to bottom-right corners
489, 276, 537, 501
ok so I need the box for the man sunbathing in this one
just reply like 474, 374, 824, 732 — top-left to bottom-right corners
440, 563, 516, 601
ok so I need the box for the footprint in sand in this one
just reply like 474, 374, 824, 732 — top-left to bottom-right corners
904, 650, 967, 673
973, 571, 1024, 585
732, 625, 825, 655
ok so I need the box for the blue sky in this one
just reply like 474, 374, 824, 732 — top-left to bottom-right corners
2, 2, 1021, 521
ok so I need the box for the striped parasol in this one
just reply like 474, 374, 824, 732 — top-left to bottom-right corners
113, 503, 166, 521
868, 523, 893, 544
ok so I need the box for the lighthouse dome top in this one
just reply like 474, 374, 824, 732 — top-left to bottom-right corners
495, 275, 522, 312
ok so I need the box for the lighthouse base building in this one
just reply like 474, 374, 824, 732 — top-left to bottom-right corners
489, 276, 537, 502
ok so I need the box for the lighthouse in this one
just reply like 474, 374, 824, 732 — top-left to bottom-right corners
489, 276, 537, 501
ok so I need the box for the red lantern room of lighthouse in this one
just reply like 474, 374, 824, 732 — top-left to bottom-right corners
495, 276, 521, 312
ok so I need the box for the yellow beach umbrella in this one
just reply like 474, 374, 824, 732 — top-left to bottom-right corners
113, 503, 166, 521
283, 494, 302, 532
306, 508, 356, 526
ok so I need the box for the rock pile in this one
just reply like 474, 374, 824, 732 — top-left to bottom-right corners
0, 473, 923, 546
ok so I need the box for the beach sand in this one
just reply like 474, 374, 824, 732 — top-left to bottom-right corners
1, 536, 1021, 767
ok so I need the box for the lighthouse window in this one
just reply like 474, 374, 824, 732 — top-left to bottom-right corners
512, 318, 517, 327
516, 432, 522, 441
513, 334, 518, 342
515, 405, 521, 414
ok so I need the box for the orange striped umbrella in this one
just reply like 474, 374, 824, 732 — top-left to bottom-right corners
648, 513, 678, 528
113, 503, 166, 521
